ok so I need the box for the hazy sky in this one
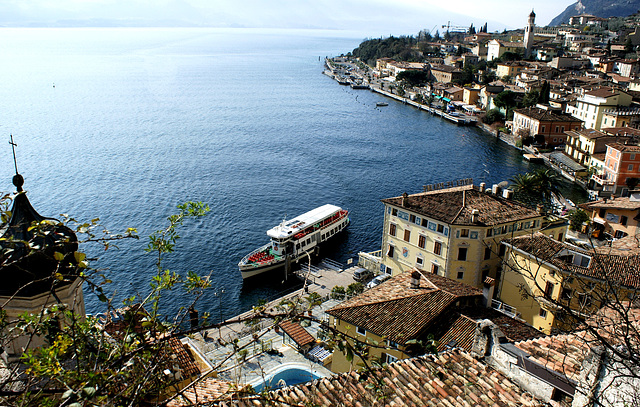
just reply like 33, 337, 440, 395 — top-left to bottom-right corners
0, 0, 575, 35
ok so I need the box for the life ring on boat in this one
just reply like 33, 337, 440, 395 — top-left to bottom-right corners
273, 243, 278, 251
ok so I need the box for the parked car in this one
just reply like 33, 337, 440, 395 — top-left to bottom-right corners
353, 267, 373, 282
366, 274, 391, 289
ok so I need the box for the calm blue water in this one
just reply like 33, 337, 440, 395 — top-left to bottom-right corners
0, 28, 544, 319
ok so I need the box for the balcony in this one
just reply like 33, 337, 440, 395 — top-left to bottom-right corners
491, 299, 524, 321
358, 250, 382, 272
591, 173, 614, 186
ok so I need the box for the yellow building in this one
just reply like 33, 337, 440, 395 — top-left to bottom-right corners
566, 87, 632, 130
325, 269, 541, 373
325, 270, 483, 373
581, 191, 640, 239
496, 62, 528, 79
379, 182, 544, 288
499, 233, 640, 334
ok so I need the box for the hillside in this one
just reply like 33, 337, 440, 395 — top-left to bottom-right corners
550, 0, 640, 26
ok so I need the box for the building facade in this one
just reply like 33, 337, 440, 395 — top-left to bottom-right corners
512, 105, 583, 146
566, 87, 632, 130
499, 233, 640, 334
379, 183, 544, 289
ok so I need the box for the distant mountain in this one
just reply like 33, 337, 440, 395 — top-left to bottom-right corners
549, 0, 640, 26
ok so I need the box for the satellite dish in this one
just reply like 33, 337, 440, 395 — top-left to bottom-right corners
498, 181, 509, 188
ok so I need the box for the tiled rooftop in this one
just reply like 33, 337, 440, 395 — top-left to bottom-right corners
514, 106, 582, 122
216, 349, 544, 407
278, 320, 316, 348
505, 233, 640, 288
580, 196, 640, 211
382, 185, 541, 226
326, 272, 482, 343
515, 333, 590, 382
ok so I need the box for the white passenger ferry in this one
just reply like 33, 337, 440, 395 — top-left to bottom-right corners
238, 204, 349, 279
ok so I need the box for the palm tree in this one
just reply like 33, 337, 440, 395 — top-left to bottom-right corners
531, 168, 560, 199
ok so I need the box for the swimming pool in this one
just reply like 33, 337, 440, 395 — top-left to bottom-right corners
251, 364, 324, 392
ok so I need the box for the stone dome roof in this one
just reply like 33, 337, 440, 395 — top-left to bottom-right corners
0, 175, 78, 297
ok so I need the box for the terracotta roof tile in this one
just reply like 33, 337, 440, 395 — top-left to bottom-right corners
278, 320, 316, 348
382, 185, 541, 226
513, 106, 582, 123
505, 233, 640, 288
326, 272, 482, 343
216, 350, 544, 407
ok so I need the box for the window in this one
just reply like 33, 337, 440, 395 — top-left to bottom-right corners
387, 244, 395, 258
484, 247, 492, 260
409, 214, 416, 223
421, 218, 429, 227
499, 244, 506, 257
539, 308, 547, 318
418, 235, 426, 249
437, 224, 444, 234
486, 228, 493, 237
416, 257, 424, 266
457, 271, 464, 279
389, 223, 397, 237
458, 247, 467, 261
431, 263, 439, 274
387, 340, 399, 349
433, 241, 442, 255
545, 282, 555, 298
599, 208, 606, 218
621, 216, 628, 226
392, 208, 398, 216
404, 229, 411, 242
356, 326, 366, 336
629, 164, 634, 171
460, 228, 469, 238
382, 353, 399, 364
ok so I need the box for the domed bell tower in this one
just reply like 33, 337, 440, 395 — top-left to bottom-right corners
0, 171, 84, 361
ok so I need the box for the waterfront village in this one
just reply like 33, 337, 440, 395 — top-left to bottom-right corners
4, 12, 640, 407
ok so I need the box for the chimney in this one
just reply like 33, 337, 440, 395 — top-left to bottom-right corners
410, 270, 421, 289
492, 184, 500, 195
402, 192, 409, 207
537, 203, 545, 214
479, 182, 486, 192
471, 209, 479, 223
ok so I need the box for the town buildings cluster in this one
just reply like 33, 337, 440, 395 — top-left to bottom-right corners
3, 11, 640, 407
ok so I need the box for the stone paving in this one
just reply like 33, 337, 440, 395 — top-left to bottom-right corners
186, 260, 367, 389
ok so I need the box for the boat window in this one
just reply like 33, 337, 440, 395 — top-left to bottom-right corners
331, 230, 335, 236
306, 238, 311, 245
301, 241, 306, 247
296, 243, 300, 250
322, 234, 325, 240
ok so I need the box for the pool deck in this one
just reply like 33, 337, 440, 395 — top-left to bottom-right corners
186, 260, 366, 388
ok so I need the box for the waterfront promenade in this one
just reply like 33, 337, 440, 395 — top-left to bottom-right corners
187, 259, 361, 383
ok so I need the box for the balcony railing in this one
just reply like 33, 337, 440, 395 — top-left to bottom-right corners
591, 173, 614, 186
491, 299, 523, 320
358, 250, 382, 272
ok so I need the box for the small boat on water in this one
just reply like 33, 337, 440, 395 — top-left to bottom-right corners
376, 102, 388, 107
238, 204, 350, 279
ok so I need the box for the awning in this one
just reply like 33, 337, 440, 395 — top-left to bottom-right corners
442, 97, 451, 102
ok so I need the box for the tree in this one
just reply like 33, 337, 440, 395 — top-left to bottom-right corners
0, 201, 214, 406
538, 81, 550, 104
396, 70, 429, 87
483, 108, 504, 124
494, 90, 519, 119
568, 208, 589, 231
468, 24, 476, 35
521, 90, 540, 108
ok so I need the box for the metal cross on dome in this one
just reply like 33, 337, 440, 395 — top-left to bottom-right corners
9, 134, 18, 175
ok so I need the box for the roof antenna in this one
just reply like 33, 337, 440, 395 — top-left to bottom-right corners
9, 134, 24, 192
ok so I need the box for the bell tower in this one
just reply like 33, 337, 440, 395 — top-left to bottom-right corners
524, 10, 535, 58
